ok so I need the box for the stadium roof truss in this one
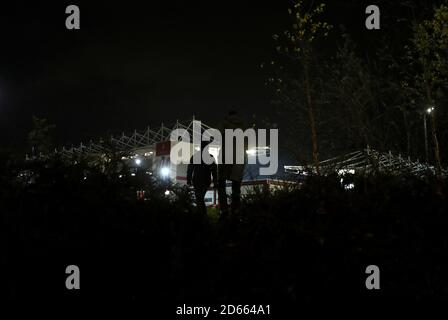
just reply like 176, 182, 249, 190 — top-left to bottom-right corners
284, 147, 446, 177
52, 118, 214, 160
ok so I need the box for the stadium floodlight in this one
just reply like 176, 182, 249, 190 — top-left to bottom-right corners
160, 167, 170, 177
246, 148, 257, 156
344, 183, 355, 190
338, 169, 355, 175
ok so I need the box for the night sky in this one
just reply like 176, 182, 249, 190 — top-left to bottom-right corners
0, 0, 424, 150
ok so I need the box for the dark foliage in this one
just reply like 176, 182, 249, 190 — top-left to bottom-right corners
1, 158, 447, 308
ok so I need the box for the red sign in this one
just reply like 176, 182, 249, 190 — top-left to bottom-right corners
156, 141, 171, 156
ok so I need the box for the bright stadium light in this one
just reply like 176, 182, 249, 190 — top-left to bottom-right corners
246, 148, 257, 156
338, 169, 355, 175
344, 183, 355, 190
135, 158, 142, 165
160, 167, 170, 177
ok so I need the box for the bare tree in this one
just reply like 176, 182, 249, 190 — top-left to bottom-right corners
268, 1, 332, 173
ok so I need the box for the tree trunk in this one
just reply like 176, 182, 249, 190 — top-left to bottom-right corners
430, 114, 443, 178
304, 63, 320, 174
402, 111, 411, 157
425, 84, 443, 179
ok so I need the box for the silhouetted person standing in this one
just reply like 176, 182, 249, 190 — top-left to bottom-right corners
187, 141, 217, 216
217, 110, 246, 218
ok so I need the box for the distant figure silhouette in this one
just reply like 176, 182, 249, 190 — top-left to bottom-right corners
187, 140, 217, 216
217, 110, 246, 218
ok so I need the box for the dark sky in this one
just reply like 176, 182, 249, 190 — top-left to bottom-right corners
0, 0, 434, 150
0, 1, 292, 148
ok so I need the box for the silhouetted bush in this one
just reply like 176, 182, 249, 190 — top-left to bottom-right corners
1, 157, 447, 306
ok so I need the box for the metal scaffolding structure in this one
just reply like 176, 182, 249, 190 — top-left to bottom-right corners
284, 147, 446, 177
53, 117, 214, 160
